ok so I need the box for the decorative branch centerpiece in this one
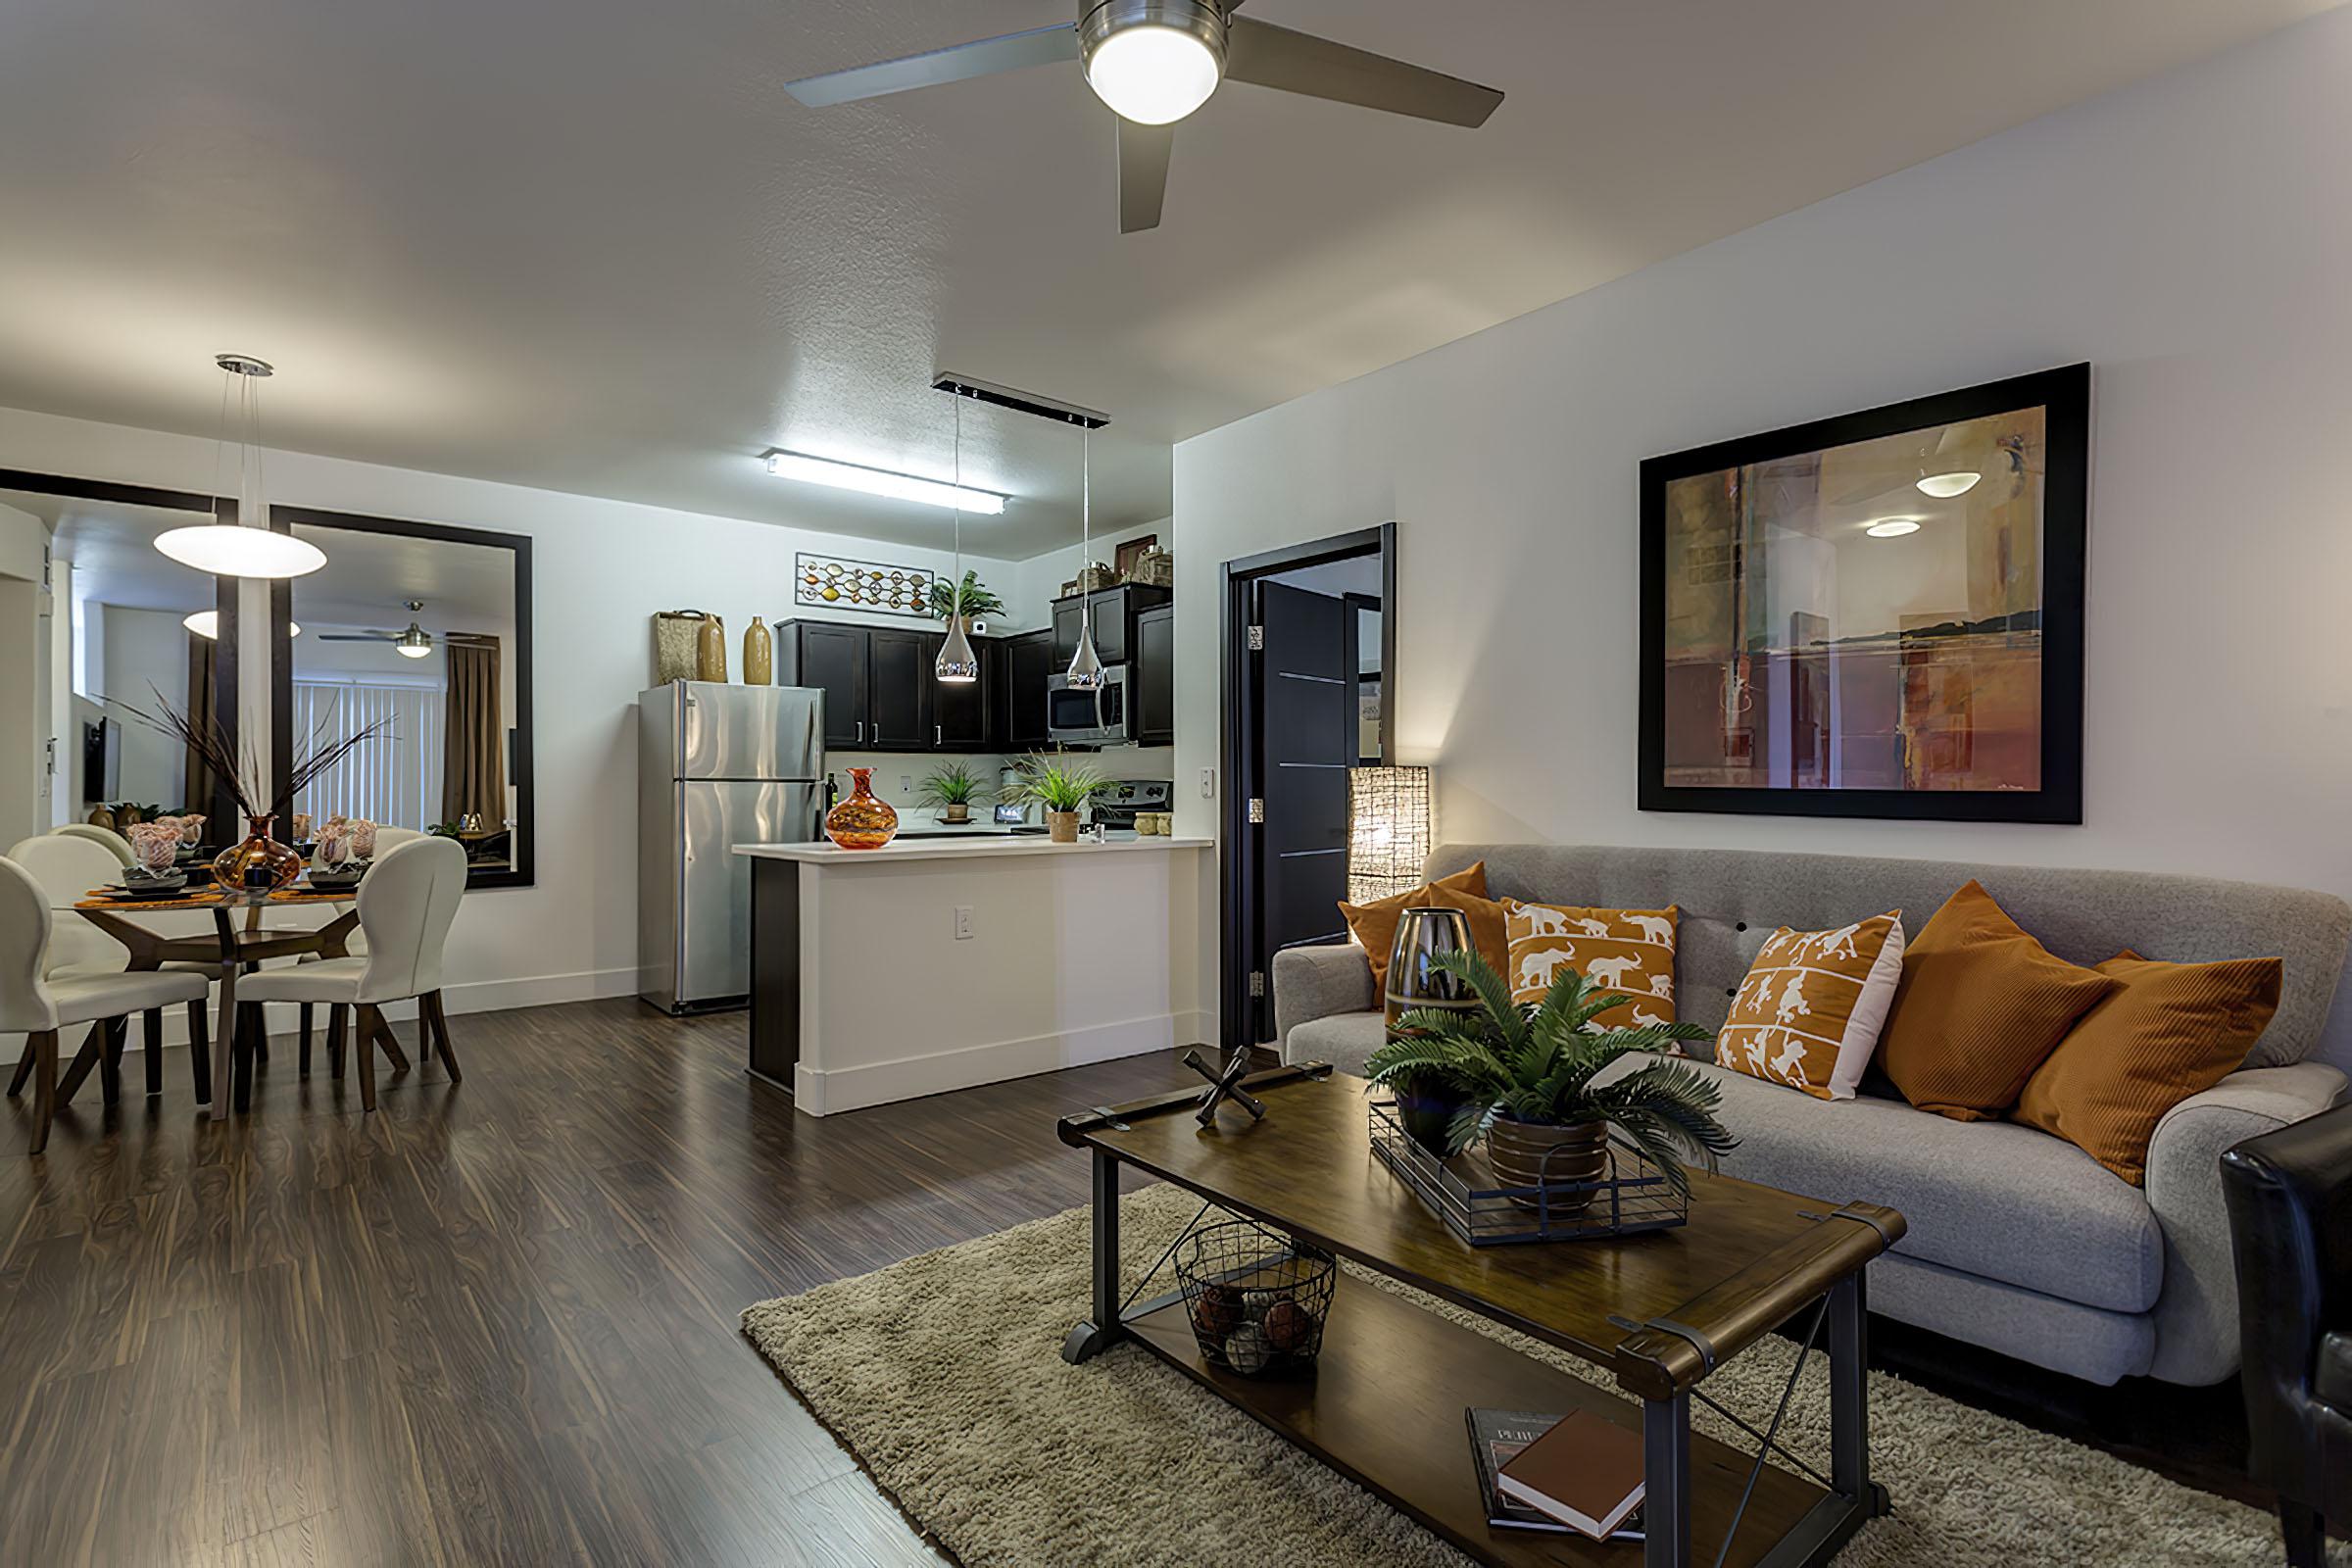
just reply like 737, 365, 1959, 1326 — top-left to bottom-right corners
123, 690, 390, 891
1363, 951, 1734, 1215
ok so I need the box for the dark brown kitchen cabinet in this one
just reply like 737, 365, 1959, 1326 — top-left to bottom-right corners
929, 632, 994, 750
999, 629, 1054, 750
774, 621, 869, 748
1135, 603, 1174, 746
776, 618, 1000, 754
1050, 583, 1169, 668
864, 628, 932, 749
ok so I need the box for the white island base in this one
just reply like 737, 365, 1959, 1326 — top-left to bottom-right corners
737, 837, 1215, 1115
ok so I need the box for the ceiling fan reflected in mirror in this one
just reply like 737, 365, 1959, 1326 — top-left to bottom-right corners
318, 600, 437, 660
783, 0, 1504, 233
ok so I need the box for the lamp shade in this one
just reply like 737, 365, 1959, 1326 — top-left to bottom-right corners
1347, 765, 1431, 905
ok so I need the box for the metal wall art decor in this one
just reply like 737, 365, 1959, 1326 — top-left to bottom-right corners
1640, 364, 2089, 823
794, 552, 935, 616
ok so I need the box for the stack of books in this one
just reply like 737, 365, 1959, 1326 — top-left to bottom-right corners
1465, 1407, 1645, 1542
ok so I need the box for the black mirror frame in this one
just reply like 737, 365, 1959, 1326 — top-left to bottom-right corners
0, 467, 243, 836
266, 505, 536, 891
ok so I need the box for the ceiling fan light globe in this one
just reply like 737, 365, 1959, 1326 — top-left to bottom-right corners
396, 641, 433, 660
181, 610, 301, 639
1084, 15, 1223, 124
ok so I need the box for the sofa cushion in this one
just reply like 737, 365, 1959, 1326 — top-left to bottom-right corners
1687, 1059, 2164, 1313
1503, 900, 1680, 1029
1284, 1011, 1386, 1076
1339, 862, 1505, 989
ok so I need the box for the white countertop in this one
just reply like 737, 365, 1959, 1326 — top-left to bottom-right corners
735, 836, 1211, 864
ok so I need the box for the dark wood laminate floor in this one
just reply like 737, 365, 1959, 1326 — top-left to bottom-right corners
0, 1001, 2261, 1566
0, 999, 1208, 1567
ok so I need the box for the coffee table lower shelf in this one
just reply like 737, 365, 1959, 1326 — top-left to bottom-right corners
1122, 1279, 1840, 1568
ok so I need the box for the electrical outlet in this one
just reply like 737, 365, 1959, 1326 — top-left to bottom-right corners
954, 905, 974, 941
900, 775, 912, 794
1199, 767, 1216, 799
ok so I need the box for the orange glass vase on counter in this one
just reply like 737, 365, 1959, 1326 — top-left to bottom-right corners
824, 767, 899, 851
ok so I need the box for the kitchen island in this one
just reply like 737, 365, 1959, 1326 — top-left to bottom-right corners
737, 836, 1215, 1114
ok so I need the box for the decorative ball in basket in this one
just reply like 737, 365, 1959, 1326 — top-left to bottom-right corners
1174, 1221, 1337, 1377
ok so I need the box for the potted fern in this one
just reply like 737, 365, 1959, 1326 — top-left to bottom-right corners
1363, 950, 1733, 1210
1002, 754, 1108, 844
917, 760, 991, 824
929, 570, 1006, 632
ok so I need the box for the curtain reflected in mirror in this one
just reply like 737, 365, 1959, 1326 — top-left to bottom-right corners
0, 485, 230, 849
279, 512, 532, 886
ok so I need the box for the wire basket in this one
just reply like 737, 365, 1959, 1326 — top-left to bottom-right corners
1172, 1220, 1337, 1376
1368, 1100, 1690, 1247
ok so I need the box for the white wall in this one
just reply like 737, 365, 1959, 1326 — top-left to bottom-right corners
1009, 516, 1167, 627
1172, 9, 2352, 1060
0, 503, 50, 845
90, 605, 190, 807
0, 403, 1028, 1021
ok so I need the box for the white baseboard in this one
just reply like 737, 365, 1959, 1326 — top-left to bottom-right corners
793, 1008, 1217, 1116
1, 965, 646, 1062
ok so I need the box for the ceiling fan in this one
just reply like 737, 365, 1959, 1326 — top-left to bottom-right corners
784, 0, 1504, 233
316, 601, 438, 660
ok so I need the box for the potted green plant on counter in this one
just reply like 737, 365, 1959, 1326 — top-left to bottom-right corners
917, 760, 991, 825
1362, 951, 1731, 1210
1002, 754, 1108, 844
929, 570, 1006, 632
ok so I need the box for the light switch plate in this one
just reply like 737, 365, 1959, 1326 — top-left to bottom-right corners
1199, 768, 1216, 799
954, 905, 974, 941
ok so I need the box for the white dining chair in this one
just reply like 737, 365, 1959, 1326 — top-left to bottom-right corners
294, 824, 433, 1066
1, 858, 211, 1153
54, 823, 136, 866
5, 832, 219, 1101
235, 835, 466, 1111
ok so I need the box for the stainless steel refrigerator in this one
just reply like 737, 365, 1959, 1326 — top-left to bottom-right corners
638, 682, 824, 1013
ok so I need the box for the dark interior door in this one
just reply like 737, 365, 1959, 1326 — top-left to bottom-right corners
1251, 580, 1352, 1040
866, 628, 932, 750
796, 624, 867, 750
930, 632, 991, 749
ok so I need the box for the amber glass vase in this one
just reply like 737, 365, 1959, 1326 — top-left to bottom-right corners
212, 813, 305, 891
824, 768, 899, 851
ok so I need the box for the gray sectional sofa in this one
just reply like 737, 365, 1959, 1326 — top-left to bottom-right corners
1273, 844, 2352, 1387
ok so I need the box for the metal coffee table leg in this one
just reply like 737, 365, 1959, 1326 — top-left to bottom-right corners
1643, 1391, 1692, 1568
1829, 1270, 1887, 1517
1061, 1148, 1123, 1364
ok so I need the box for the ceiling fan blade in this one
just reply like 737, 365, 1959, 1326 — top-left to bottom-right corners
1223, 19, 1502, 127
1117, 118, 1174, 234
315, 633, 395, 642
784, 23, 1080, 108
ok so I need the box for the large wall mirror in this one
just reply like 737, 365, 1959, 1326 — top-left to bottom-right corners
270, 508, 534, 890
0, 471, 241, 851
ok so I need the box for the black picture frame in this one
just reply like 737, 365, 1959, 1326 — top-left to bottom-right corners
267, 505, 536, 891
1638, 363, 2089, 824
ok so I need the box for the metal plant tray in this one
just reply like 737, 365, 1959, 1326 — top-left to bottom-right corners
1368, 1100, 1689, 1247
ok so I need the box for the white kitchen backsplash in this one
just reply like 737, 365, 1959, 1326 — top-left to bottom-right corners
827, 746, 1177, 822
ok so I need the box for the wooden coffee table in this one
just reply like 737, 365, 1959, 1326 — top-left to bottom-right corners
1056, 1063, 1904, 1568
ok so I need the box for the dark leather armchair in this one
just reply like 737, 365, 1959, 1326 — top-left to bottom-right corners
2223, 1101, 2352, 1567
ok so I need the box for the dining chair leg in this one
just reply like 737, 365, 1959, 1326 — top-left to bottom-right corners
6, 1039, 30, 1098
186, 1002, 211, 1105
354, 1004, 380, 1112
232, 1019, 253, 1113
327, 1004, 347, 1079
143, 1009, 165, 1097
371, 1019, 410, 1074
210, 958, 237, 1122
250, 1012, 269, 1064
27, 1030, 57, 1154
55, 1021, 108, 1105
423, 992, 461, 1084
299, 1004, 314, 1076
97, 1016, 126, 1107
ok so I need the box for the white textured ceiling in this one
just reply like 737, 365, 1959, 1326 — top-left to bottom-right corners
0, 0, 2335, 558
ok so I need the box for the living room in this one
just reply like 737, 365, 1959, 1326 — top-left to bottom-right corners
3, 3, 2351, 1565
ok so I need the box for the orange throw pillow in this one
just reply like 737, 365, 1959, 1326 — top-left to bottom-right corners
2013, 951, 2282, 1185
1504, 901, 1680, 1031
1878, 880, 2120, 1121
1341, 862, 1506, 988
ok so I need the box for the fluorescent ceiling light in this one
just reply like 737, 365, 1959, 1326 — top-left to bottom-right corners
183, 610, 300, 638
1865, 517, 1923, 538
1086, 24, 1222, 124
156, 524, 327, 578
764, 450, 1005, 514
1915, 471, 1981, 499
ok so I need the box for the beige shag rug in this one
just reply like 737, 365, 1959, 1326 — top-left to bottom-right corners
743, 1183, 2327, 1568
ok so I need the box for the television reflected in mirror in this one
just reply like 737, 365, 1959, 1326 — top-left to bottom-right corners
271, 507, 534, 889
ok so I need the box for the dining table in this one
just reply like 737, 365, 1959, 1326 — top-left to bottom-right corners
67, 883, 383, 1119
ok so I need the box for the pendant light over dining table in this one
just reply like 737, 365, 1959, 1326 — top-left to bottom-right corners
934, 391, 980, 684
154, 354, 327, 579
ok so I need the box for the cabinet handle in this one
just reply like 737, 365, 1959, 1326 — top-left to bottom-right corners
856, 719, 865, 744
935, 724, 943, 746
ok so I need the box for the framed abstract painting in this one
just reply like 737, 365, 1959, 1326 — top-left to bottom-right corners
1639, 364, 2089, 823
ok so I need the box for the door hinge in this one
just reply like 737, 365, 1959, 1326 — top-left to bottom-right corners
1247, 624, 1263, 651
1247, 798, 1264, 824
1249, 970, 1266, 998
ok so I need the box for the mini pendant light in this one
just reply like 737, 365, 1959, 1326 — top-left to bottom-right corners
155, 355, 328, 579
935, 393, 980, 683
1065, 426, 1105, 690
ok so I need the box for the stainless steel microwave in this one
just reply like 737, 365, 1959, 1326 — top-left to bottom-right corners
1046, 665, 1131, 745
